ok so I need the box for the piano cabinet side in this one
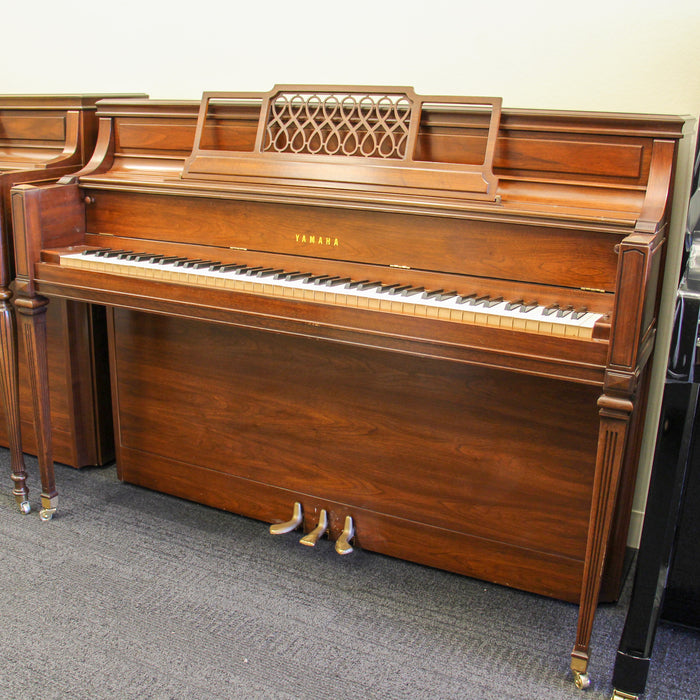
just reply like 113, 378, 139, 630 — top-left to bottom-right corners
9, 182, 87, 519
571, 166, 673, 686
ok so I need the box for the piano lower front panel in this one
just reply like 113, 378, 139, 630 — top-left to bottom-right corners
109, 308, 606, 602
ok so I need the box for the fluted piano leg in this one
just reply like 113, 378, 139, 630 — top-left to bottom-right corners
571, 393, 634, 688
0, 286, 30, 513
14, 294, 57, 521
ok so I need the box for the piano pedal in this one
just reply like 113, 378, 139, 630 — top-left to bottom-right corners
335, 515, 355, 555
269, 501, 303, 535
299, 509, 328, 547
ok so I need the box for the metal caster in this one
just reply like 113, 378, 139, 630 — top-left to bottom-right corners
611, 691, 638, 700
39, 507, 56, 522
18, 501, 31, 514
574, 671, 590, 690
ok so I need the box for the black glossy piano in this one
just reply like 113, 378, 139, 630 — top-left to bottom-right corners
611, 127, 700, 699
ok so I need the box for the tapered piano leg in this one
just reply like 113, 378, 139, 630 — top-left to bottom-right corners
14, 294, 57, 521
0, 287, 30, 514
571, 393, 633, 688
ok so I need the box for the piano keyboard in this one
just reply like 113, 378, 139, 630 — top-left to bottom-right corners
59, 249, 604, 339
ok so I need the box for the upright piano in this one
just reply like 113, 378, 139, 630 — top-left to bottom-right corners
7, 87, 685, 686
0, 95, 139, 511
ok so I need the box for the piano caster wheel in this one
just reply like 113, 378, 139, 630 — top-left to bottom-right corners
300, 509, 328, 547
269, 502, 303, 535
335, 515, 355, 555
610, 691, 639, 700
573, 671, 590, 690
18, 500, 31, 515
39, 507, 56, 522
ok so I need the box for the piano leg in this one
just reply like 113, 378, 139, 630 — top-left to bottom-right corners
571, 393, 634, 688
0, 286, 30, 514
14, 294, 57, 521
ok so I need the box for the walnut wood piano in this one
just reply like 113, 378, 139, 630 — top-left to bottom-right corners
0, 95, 139, 507
8, 87, 685, 686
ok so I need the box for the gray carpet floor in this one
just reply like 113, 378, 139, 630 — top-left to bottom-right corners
0, 449, 698, 700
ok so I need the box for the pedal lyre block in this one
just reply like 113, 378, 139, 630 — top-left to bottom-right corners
269, 501, 303, 535
299, 509, 328, 547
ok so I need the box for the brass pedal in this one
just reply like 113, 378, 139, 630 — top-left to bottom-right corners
269, 501, 303, 535
300, 509, 328, 547
335, 515, 355, 555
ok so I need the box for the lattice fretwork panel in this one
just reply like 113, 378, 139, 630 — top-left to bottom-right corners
262, 90, 413, 159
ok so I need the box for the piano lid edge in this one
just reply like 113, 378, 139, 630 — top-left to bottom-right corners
75, 176, 639, 234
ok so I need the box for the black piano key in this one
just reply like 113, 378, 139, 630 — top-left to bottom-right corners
275, 270, 299, 279
356, 281, 383, 291
142, 254, 167, 263
505, 299, 524, 311
244, 266, 273, 276
180, 259, 213, 268
158, 256, 187, 265
286, 272, 314, 281
346, 279, 370, 289
85, 248, 113, 256
378, 283, 402, 294
483, 296, 503, 307
215, 263, 247, 272
315, 276, 340, 285
254, 268, 286, 278
304, 274, 333, 284
519, 301, 538, 313
326, 277, 352, 287
175, 258, 203, 267
193, 261, 221, 269
557, 305, 574, 318
543, 303, 560, 317
456, 293, 477, 305
104, 250, 131, 258
438, 291, 459, 302
422, 289, 444, 300
572, 307, 588, 320
401, 286, 425, 297
472, 295, 492, 307
389, 285, 413, 295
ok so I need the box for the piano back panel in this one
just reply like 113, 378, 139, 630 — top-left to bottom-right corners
110, 308, 600, 601
83, 188, 624, 295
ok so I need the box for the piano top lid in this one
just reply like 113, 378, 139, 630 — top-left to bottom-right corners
0, 94, 148, 173
181, 85, 503, 203
0, 95, 147, 110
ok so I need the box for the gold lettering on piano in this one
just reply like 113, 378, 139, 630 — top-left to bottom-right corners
295, 233, 339, 247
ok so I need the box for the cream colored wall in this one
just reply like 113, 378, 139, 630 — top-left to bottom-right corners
2, 0, 700, 545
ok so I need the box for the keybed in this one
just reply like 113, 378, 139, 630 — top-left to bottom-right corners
59, 249, 604, 339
